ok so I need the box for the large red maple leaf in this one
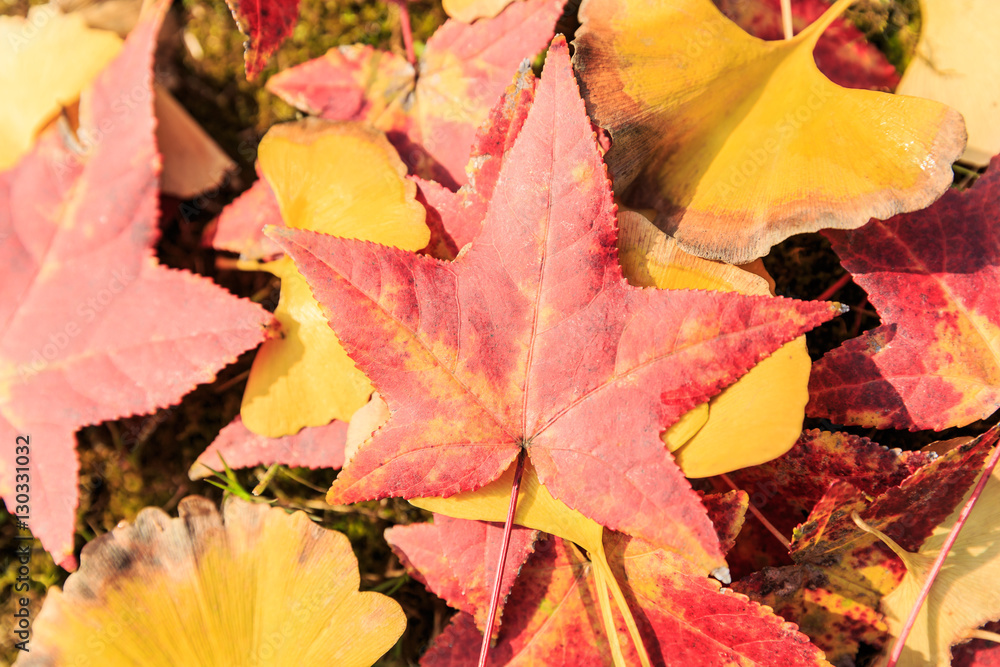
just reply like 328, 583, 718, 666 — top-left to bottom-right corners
0, 2, 272, 566
809, 155, 1000, 431
421, 534, 830, 666
270, 37, 841, 564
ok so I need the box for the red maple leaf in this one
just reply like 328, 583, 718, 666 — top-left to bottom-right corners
414, 59, 537, 250
953, 621, 1000, 666
809, 155, 1000, 431
203, 164, 284, 260
793, 425, 998, 559
422, 534, 830, 666
226, 0, 301, 79
0, 2, 272, 566
386, 514, 537, 633
731, 427, 1000, 663
268, 37, 841, 564
266, 0, 563, 188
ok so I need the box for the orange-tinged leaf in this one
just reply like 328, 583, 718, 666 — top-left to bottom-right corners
617, 210, 811, 477
266, 0, 562, 187
573, 0, 966, 262
809, 155, 1000, 431
896, 0, 1000, 167
270, 38, 841, 566
153, 85, 235, 199
20, 496, 405, 666
238, 120, 428, 436
0, 7, 122, 169
0, 0, 271, 565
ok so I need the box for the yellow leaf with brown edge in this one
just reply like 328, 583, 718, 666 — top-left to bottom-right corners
573, 0, 966, 263
0, 8, 122, 169
617, 210, 811, 477
22, 496, 406, 667
896, 0, 1000, 167
856, 461, 1000, 667
240, 119, 429, 437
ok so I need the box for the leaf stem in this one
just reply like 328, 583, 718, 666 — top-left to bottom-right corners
885, 442, 1000, 667
720, 474, 790, 549
478, 450, 526, 667
780, 0, 793, 39
389, 0, 417, 65
816, 273, 851, 302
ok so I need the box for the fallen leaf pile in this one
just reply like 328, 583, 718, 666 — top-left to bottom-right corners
3, 0, 1000, 664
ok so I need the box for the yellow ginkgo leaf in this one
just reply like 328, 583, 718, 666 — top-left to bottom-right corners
897, 0, 1000, 167
240, 119, 430, 437
20, 496, 406, 667
857, 462, 1000, 667
573, 0, 966, 263
0, 7, 122, 169
617, 211, 811, 477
